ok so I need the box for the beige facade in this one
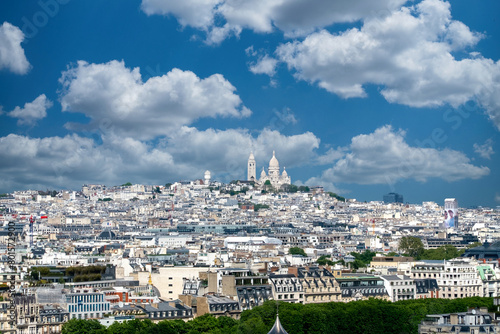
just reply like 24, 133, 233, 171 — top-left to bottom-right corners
142, 267, 208, 301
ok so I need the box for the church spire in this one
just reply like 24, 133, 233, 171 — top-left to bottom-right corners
267, 314, 288, 334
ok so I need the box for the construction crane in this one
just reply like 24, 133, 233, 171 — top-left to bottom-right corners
29, 215, 34, 247
29, 214, 48, 247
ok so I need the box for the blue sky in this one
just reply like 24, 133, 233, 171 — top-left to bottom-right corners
0, 0, 499, 207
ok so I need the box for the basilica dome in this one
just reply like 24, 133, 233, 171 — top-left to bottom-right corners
269, 151, 279, 168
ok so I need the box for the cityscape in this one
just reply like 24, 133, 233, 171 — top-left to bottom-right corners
1, 159, 500, 333
1, 0, 500, 333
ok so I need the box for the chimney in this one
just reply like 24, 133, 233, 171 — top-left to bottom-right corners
288, 267, 298, 277
450, 314, 458, 325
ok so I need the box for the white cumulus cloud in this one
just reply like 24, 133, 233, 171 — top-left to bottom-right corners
0, 127, 320, 192
308, 125, 489, 187
249, 54, 278, 76
274, 0, 500, 129
473, 139, 494, 160
7, 94, 52, 126
141, 0, 220, 29
0, 22, 30, 74
141, 0, 408, 43
59, 60, 251, 140
163, 126, 320, 180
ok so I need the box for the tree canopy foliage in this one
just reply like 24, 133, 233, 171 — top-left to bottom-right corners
399, 236, 425, 258
253, 204, 269, 212
63, 297, 493, 334
350, 250, 377, 270
398, 236, 479, 261
316, 255, 335, 266
326, 192, 345, 201
289, 247, 307, 257
419, 245, 463, 260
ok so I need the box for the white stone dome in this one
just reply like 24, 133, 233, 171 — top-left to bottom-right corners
282, 167, 288, 177
269, 151, 279, 168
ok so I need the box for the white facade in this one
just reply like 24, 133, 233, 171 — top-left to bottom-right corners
204, 170, 211, 185
66, 290, 111, 319
248, 152, 256, 182
411, 259, 482, 299
40, 252, 89, 266
224, 236, 282, 251
381, 275, 416, 302
248, 151, 291, 189
157, 235, 192, 247
269, 274, 304, 304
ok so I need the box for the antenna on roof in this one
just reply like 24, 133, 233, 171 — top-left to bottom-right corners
276, 297, 279, 316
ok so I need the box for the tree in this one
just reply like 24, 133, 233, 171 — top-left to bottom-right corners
350, 250, 376, 266
350, 259, 367, 270
30, 268, 40, 281
62, 319, 106, 334
279, 184, 291, 192
327, 192, 345, 201
317, 255, 335, 266
289, 247, 307, 257
298, 186, 310, 192
253, 204, 269, 212
466, 242, 482, 249
399, 236, 424, 258
420, 245, 462, 260
121, 182, 132, 187
263, 180, 275, 193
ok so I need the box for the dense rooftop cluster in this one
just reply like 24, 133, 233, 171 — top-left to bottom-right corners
0, 180, 499, 332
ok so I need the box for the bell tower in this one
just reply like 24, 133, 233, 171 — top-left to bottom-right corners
248, 152, 256, 181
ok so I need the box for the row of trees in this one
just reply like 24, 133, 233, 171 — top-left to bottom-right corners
326, 192, 345, 202
30, 265, 107, 283
398, 236, 482, 260
62, 297, 494, 334
314, 250, 376, 270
